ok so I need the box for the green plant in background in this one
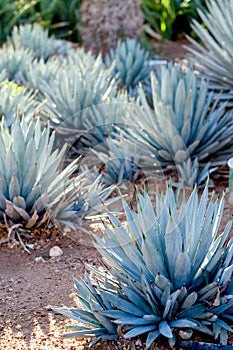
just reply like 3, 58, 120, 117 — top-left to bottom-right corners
0, 80, 40, 126
124, 64, 233, 187
0, 44, 33, 81
105, 38, 151, 97
0, 0, 83, 45
187, 0, 233, 88
0, 0, 39, 44
53, 184, 233, 347
42, 0, 83, 43
141, 0, 205, 41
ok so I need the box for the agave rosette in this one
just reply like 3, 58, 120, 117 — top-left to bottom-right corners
10, 23, 61, 61
0, 117, 115, 233
105, 38, 151, 96
124, 64, 233, 187
0, 44, 34, 81
40, 51, 117, 144
0, 80, 39, 126
187, 0, 233, 88
21, 57, 62, 94
91, 133, 159, 185
54, 184, 233, 347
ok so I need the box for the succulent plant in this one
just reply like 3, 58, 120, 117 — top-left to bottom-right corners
53, 272, 119, 347
66, 47, 100, 69
0, 44, 33, 81
91, 134, 158, 185
187, 0, 233, 88
105, 38, 151, 96
81, 91, 129, 149
53, 184, 233, 347
9, 23, 62, 61
125, 64, 233, 187
21, 57, 62, 95
40, 54, 117, 144
0, 117, 78, 231
0, 117, 115, 238
0, 80, 39, 126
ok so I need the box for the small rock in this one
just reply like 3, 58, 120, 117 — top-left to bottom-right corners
49, 246, 63, 258
135, 339, 142, 347
35, 256, 45, 263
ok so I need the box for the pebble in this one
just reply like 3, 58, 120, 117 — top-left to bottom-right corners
35, 256, 45, 263
49, 246, 63, 258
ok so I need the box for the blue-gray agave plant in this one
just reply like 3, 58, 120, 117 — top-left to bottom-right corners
21, 58, 62, 94
125, 64, 233, 187
53, 184, 233, 347
0, 80, 39, 126
91, 134, 159, 185
0, 44, 33, 81
187, 0, 233, 88
105, 38, 151, 97
0, 117, 114, 236
53, 272, 119, 347
9, 23, 62, 61
40, 52, 117, 144
81, 92, 130, 150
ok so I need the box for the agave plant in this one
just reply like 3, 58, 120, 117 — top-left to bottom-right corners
105, 38, 151, 96
40, 54, 117, 144
124, 64, 233, 187
0, 44, 33, 81
187, 0, 233, 88
0, 117, 114, 239
21, 57, 62, 94
0, 80, 39, 126
53, 272, 119, 347
66, 47, 100, 69
91, 134, 159, 185
80, 91, 130, 150
53, 184, 233, 347
9, 23, 62, 61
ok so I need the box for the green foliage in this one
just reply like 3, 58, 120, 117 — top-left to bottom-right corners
141, 0, 205, 40
125, 64, 233, 187
53, 185, 233, 347
0, 0, 38, 44
0, 0, 83, 45
187, 0, 233, 88
0, 80, 39, 126
105, 38, 151, 96
41, 0, 83, 43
